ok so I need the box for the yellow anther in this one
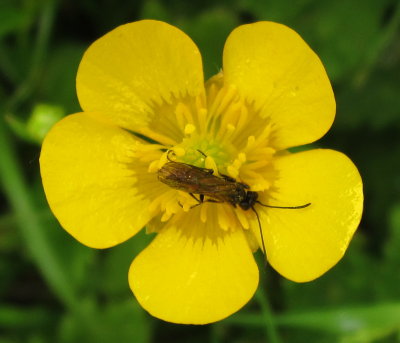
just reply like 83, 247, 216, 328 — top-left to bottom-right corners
205, 156, 219, 176
247, 136, 256, 148
161, 211, 172, 222
227, 124, 235, 133
148, 160, 159, 173
227, 165, 239, 178
158, 151, 169, 168
184, 124, 196, 135
174, 146, 186, 157
233, 159, 242, 168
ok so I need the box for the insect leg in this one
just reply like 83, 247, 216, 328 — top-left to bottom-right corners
166, 150, 176, 162
187, 193, 202, 209
219, 173, 237, 183
189, 193, 202, 204
196, 149, 207, 158
178, 194, 202, 209
251, 206, 267, 266
204, 199, 223, 204
188, 194, 223, 209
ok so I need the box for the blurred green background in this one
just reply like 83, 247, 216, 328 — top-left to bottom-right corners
0, 0, 400, 342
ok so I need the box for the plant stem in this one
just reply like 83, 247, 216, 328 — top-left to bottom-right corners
6, 0, 57, 112
0, 116, 77, 308
353, 1, 400, 87
0, 115, 101, 337
255, 286, 281, 343
0, 0, 102, 338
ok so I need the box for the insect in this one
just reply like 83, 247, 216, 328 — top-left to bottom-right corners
157, 150, 310, 258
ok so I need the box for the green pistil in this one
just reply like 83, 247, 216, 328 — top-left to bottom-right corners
178, 137, 234, 170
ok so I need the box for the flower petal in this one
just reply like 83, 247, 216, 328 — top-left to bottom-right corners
77, 20, 204, 132
255, 149, 363, 282
129, 210, 259, 324
223, 21, 335, 149
40, 113, 152, 248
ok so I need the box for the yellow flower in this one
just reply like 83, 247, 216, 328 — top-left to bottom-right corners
40, 20, 363, 324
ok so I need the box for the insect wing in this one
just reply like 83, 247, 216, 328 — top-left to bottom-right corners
158, 162, 212, 192
158, 161, 238, 201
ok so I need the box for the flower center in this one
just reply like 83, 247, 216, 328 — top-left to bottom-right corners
133, 72, 278, 235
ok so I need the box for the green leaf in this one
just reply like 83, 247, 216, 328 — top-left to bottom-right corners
226, 303, 400, 342
385, 203, 400, 262
6, 103, 65, 144
238, 0, 313, 23
140, 0, 171, 21
99, 300, 152, 343
180, 8, 239, 79
58, 299, 151, 343
38, 43, 85, 113
0, 305, 52, 329
275, 304, 400, 334
0, 6, 30, 38
26, 103, 65, 143
102, 230, 153, 297
299, 0, 391, 83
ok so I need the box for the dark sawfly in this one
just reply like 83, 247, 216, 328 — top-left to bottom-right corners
157, 150, 311, 258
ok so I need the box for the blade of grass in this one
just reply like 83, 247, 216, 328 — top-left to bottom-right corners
255, 285, 281, 343
0, 1, 103, 339
353, 1, 400, 87
6, 0, 57, 112
0, 115, 77, 308
0, 115, 102, 339
0, 305, 52, 329
225, 302, 400, 335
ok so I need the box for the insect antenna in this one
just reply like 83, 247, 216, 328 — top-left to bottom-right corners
196, 149, 207, 158
166, 150, 176, 162
251, 202, 311, 265
256, 201, 311, 209
251, 206, 267, 266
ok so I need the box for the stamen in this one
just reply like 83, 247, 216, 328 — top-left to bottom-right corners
245, 160, 270, 170
236, 210, 250, 229
173, 146, 186, 157
184, 124, 196, 135
195, 96, 207, 133
200, 203, 208, 223
144, 72, 278, 236
236, 105, 249, 135
161, 211, 173, 222
197, 108, 208, 134
246, 136, 256, 149
148, 160, 159, 173
137, 127, 178, 146
204, 156, 219, 176
175, 102, 194, 126
175, 104, 186, 131
227, 165, 239, 179
218, 206, 230, 231
215, 86, 237, 117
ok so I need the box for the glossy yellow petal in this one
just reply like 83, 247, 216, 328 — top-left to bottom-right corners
223, 22, 335, 149
129, 210, 259, 324
40, 113, 152, 248
77, 20, 204, 132
255, 149, 363, 282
